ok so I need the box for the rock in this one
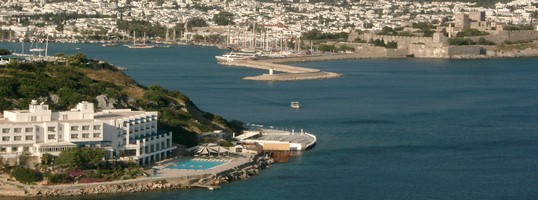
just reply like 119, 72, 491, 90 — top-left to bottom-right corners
96, 94, 116, 110
49, 94, 60, 104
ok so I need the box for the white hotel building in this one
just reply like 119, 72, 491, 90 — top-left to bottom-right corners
0, 100, 176, 165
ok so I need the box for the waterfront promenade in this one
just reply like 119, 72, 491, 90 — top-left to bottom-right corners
0, 155, 257, 197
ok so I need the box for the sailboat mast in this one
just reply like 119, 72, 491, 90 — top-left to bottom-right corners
45, 35, 48, 57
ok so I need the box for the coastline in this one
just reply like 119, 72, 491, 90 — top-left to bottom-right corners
0, 155, 273, 197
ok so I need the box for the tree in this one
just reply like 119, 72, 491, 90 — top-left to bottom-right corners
11, 166, 43, 184
0, 48, 11, 55
18, 151, 32, 167
386, 41, 398, 49
213, 11, 235, 26
187, 18, 208, 29
55, 148, 105, 169
373, 39, 386, 47
68, 53, 88, 66
41, 153, 55, 165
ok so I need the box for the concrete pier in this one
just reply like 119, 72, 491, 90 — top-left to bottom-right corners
219, 59, 342, 81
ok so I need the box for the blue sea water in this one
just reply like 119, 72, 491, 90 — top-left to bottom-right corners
1, 42, 538, 199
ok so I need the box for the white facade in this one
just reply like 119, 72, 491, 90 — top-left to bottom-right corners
0, 100, 176, 165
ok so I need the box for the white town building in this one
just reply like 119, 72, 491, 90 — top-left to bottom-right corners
0, 100, 176, 165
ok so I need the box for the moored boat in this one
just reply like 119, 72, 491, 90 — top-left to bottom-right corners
215, 51, 259, 62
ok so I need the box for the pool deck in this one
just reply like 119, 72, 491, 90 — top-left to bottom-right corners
155, 155, 255, 178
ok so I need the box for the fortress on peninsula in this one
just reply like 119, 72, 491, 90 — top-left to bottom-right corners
348, 11, 538, 59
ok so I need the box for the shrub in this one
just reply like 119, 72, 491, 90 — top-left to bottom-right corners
386, 41, 398, 49
448, 38, 476, 45
456, 29, 488, 37
477, 37, 496, 45
11, 167, 43, 184
47, 173, 74, 184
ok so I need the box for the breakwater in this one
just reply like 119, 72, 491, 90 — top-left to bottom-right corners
220, 59, 343, 81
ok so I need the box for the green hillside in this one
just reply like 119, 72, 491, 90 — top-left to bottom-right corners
0, 53, 244, 147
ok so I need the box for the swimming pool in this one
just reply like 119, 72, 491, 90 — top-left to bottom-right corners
166, 159, 227, 170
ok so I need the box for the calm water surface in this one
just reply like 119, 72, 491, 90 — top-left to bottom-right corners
1, 43, 538, 199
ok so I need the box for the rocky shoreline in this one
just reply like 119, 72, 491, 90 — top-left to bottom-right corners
0, 155, 273, 197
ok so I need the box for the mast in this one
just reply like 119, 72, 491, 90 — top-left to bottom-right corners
252, 22, 256, 49
133, 31, 136, 46
166, 28, 170, 42
45, 35, 48, 57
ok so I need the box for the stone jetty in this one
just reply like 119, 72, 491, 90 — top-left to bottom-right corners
220, 59, 342, 81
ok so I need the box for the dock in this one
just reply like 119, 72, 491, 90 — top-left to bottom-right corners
219, 59, 342, 81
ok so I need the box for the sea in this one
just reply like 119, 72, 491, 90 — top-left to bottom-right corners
1, 42, 538, 199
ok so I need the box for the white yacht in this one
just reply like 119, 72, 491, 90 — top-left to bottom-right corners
215, 51, 258, 62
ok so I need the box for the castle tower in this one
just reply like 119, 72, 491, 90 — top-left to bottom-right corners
454, 13, 470, 31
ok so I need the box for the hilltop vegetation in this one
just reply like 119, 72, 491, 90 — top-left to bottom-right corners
0, 52, 245, 147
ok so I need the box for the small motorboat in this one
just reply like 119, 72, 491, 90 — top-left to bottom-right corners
290, 101, 301, 109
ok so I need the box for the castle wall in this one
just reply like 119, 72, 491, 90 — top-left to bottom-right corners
362, 34, 436, 50
446, 46, 483, 57
467, 30, 538, 44
409, 44, 448, 58
385, 49, 407, 58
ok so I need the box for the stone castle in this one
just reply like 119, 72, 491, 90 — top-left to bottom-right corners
347, 11, 538, 59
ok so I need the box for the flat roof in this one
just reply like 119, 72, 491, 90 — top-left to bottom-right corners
94, 111, 152, 120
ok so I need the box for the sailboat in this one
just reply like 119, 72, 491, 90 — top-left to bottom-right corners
29, 35, 49, 57
126, 31, 155, 49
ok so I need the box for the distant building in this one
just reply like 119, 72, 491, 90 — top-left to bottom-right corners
454, 11, 495, 32
454, 13, 470, 31
0, 100, 176, 165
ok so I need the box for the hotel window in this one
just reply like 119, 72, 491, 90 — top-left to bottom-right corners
62, 114, 68, 120
2, 128, 9, 134
71, 134, 78, 139
2, 136, 10, 141
25, 135, 33, 140
47, 134, 56, 140
93, 133, 101, 138
93, 125, 101, 130
31, 116, 37, 122
14, 136, 21, 141
14, 128, 22, 133
82, 133, 90, 138
71, 126, 79, 131
47, 127, 56, 132
25, 127, 33, 132
0, 147, 5, 152
82, 126, 90, 130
